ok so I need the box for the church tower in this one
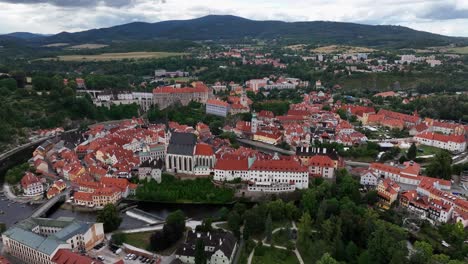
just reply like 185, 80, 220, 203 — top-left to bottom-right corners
251, 111, 258, 134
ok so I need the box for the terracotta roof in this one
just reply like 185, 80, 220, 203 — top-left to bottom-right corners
370, 163, 401, 174
308, 155, 334, 167
415, 132, 466, 144
153, 84, 208, 94
21, 172, 40, 188
250, 159, 307, 172
195, 143, 214, 156
214, 159, 249, 171
52, 249, 101, 264
74, 192, 93, 202
206, 99, 229, 107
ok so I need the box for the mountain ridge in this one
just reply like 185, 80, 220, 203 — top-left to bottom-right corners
4, 15, 468, 48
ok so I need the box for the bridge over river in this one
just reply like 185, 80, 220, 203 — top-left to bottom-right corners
31, 190, 70, 218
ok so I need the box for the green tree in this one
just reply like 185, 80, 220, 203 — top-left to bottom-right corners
96, 204, 122, 232
227, 211, 242, 238
316, 253, 339, 264
367, 221, 408, 264
410, 241, 432, 264
195, 238, 206, 264
426, 151, 453, 180
298, 212, 312, 246
407, 143, 417, 160
265, 213, 272, 243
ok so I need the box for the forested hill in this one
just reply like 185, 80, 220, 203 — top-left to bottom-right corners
36, 15, 467, 48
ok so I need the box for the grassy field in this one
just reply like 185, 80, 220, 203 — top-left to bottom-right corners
311, 45, 375, 54
41, 51, 187, 61
447, 46, 468, 54
67, 43, 109, 49
417, 144, 441, 156
272, 229, 293, 247
42, 43, 69, 47
124, 231, 152, 250
252, 246, 299, 264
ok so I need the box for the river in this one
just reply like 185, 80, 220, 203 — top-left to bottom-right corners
0, 138, 225, 230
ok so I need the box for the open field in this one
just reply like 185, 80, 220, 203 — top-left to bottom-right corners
311, 45, 375, 54
42, 43, 69, 47
67, 43, 109, 50
123, 231, 153, 250
40, 51, 187, 61
285, 44, 307, 51
446, 46, 468, 54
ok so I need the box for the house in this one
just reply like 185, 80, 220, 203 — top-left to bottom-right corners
213, 159, 250, 182
296, 147, 344, 169
376, 178, 400, 209
253, 130, 282, 145
248, 158, 308, 191
21, 172, 43, 197
414, 132, 466, 153
34, 159, 49, 174
138, 159, 163, 183
175, 230, 237, 264
206, 99, 230, 117
307, 155, 335, 179
409, 123, 429, 136
360, 170, 380, 187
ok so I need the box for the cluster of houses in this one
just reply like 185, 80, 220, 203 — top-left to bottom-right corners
220, 92, 368, 147
342, 102, 468, 153
360, 161, 468, 227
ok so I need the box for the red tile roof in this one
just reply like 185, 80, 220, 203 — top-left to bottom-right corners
206, 99, 229, 107
153, 84, 208, 94
415, 132, 466, 144
52, 249, 101, 264
74, 192, 93, 202
308, 155, 334, 167
21, 172, 40, 188
251, 159, 307, 172
214, 159, 249, 171
195, 143, 214, 156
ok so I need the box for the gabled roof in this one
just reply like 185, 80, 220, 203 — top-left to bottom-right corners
194, 143, 214, 156
214, 159, 249, 171
167, 132, 197, 156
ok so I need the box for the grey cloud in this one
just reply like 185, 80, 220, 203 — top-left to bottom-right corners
0, 0, 147, 8
420, 3, 468, 20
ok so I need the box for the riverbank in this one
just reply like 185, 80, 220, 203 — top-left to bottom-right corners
2, 183, 44, 204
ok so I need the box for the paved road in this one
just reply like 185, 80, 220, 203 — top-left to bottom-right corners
344, 160, 371, 167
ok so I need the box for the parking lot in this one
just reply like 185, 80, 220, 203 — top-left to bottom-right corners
87, 242, 175, 264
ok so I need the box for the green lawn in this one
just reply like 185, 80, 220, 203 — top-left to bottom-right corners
252, 246, 299, 264
417, 144, 441, 156
272, 229, 294, 247
124, 231, 153, 250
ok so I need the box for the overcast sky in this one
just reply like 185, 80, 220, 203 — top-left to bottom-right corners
1, 0, 468, 36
